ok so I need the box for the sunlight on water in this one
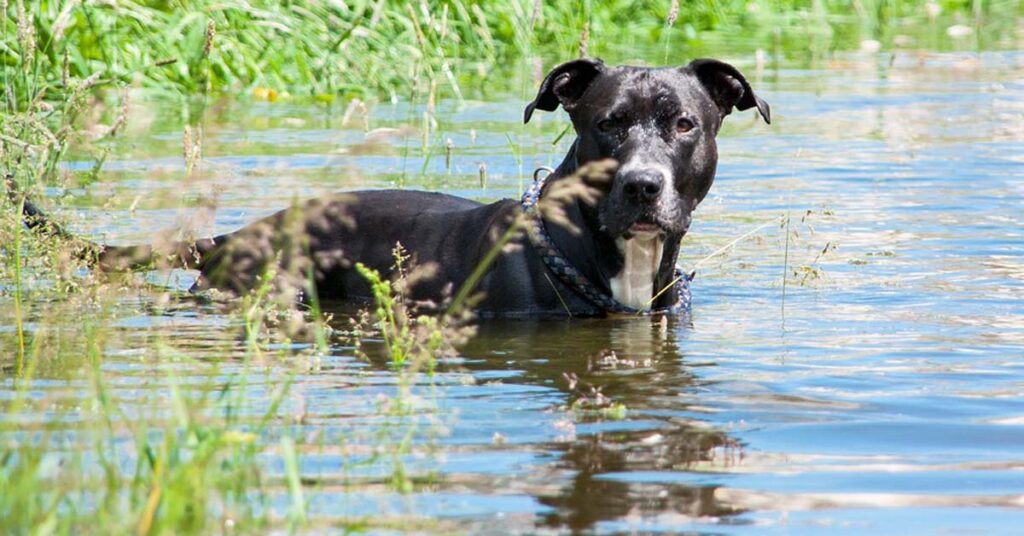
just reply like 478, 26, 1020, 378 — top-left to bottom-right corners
12, 50, 1024, 533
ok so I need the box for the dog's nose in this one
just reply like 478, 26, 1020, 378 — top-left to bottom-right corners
623, 171, 663, 203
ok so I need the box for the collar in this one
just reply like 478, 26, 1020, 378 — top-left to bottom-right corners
520, 168, 691, 316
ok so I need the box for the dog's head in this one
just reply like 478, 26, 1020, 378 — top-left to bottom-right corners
525, 58, 770, 238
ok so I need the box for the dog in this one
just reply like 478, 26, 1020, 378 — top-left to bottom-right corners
12, 58, 769, 317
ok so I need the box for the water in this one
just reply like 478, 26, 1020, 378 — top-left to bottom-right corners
8, 50, 1024, 533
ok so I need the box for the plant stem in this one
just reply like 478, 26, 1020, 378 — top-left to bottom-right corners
782, 211, 791, 329
447, 215, 525, 315
13, 196, 26, 375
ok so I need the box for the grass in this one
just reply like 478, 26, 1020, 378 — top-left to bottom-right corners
0, 8, 453, 525
4, 1, 1020, 104
0, 228, 455, 534
2, 0, 1023, 533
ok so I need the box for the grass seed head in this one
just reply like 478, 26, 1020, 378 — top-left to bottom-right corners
204, 20, 216, 58
578, 22, 589, 58
51, 0, 78, 44
16, 0, 35, 60
536, 159, 615, 234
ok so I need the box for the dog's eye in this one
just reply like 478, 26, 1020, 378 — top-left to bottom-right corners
676, 117, 695, 134
597, 118, 618, 133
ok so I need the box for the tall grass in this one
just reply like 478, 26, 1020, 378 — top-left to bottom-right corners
0, 3, 459, 533
5, 0, 1017, 103
0, 1, 698, 99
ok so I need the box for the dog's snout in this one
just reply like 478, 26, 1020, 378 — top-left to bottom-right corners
623, 170, 663, 203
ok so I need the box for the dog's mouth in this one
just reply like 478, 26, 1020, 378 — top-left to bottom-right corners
600, 197, 694, 239
630, 218, 660, 232
623, 215, 665, 238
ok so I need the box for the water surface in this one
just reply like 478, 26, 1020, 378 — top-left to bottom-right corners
9, 49, 1024, 533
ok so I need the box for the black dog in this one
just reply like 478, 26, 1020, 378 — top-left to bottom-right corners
14, 58, 769, 317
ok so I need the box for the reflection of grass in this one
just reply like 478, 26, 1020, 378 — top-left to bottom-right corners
1, 296, 287, 533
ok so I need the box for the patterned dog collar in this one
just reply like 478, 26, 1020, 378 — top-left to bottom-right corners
520, 168, 691, 316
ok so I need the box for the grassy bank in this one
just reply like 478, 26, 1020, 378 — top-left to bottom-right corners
3, 1, 1021, 103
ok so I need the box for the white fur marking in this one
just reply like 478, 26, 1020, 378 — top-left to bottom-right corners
610, 231, 663, 309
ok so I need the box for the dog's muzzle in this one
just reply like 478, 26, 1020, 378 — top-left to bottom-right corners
622, 169, 663, 204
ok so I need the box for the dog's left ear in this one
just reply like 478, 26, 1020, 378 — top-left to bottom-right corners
687, 59, 771, 124
524, 58, 606, 123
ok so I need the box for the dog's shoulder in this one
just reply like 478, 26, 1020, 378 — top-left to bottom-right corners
336, 189, 482, 213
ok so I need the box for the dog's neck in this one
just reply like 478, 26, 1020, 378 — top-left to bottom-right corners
609, 231, 663, 309
542, 141, 681, 309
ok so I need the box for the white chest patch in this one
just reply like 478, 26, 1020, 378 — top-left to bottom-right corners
609, 232, 664, 309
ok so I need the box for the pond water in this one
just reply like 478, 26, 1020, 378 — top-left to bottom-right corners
9, 49, 1024, 533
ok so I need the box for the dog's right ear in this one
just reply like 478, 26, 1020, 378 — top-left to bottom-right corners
524, 58, 605, 123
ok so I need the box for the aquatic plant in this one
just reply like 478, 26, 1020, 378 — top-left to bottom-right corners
0, 6, 448, 532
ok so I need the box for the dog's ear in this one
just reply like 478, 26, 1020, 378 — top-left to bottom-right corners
524, 58, 605, 123
687, 59, 770, 124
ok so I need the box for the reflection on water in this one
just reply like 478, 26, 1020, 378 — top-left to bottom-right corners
7, 49, 1024, 533
461, 319, 736, 531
